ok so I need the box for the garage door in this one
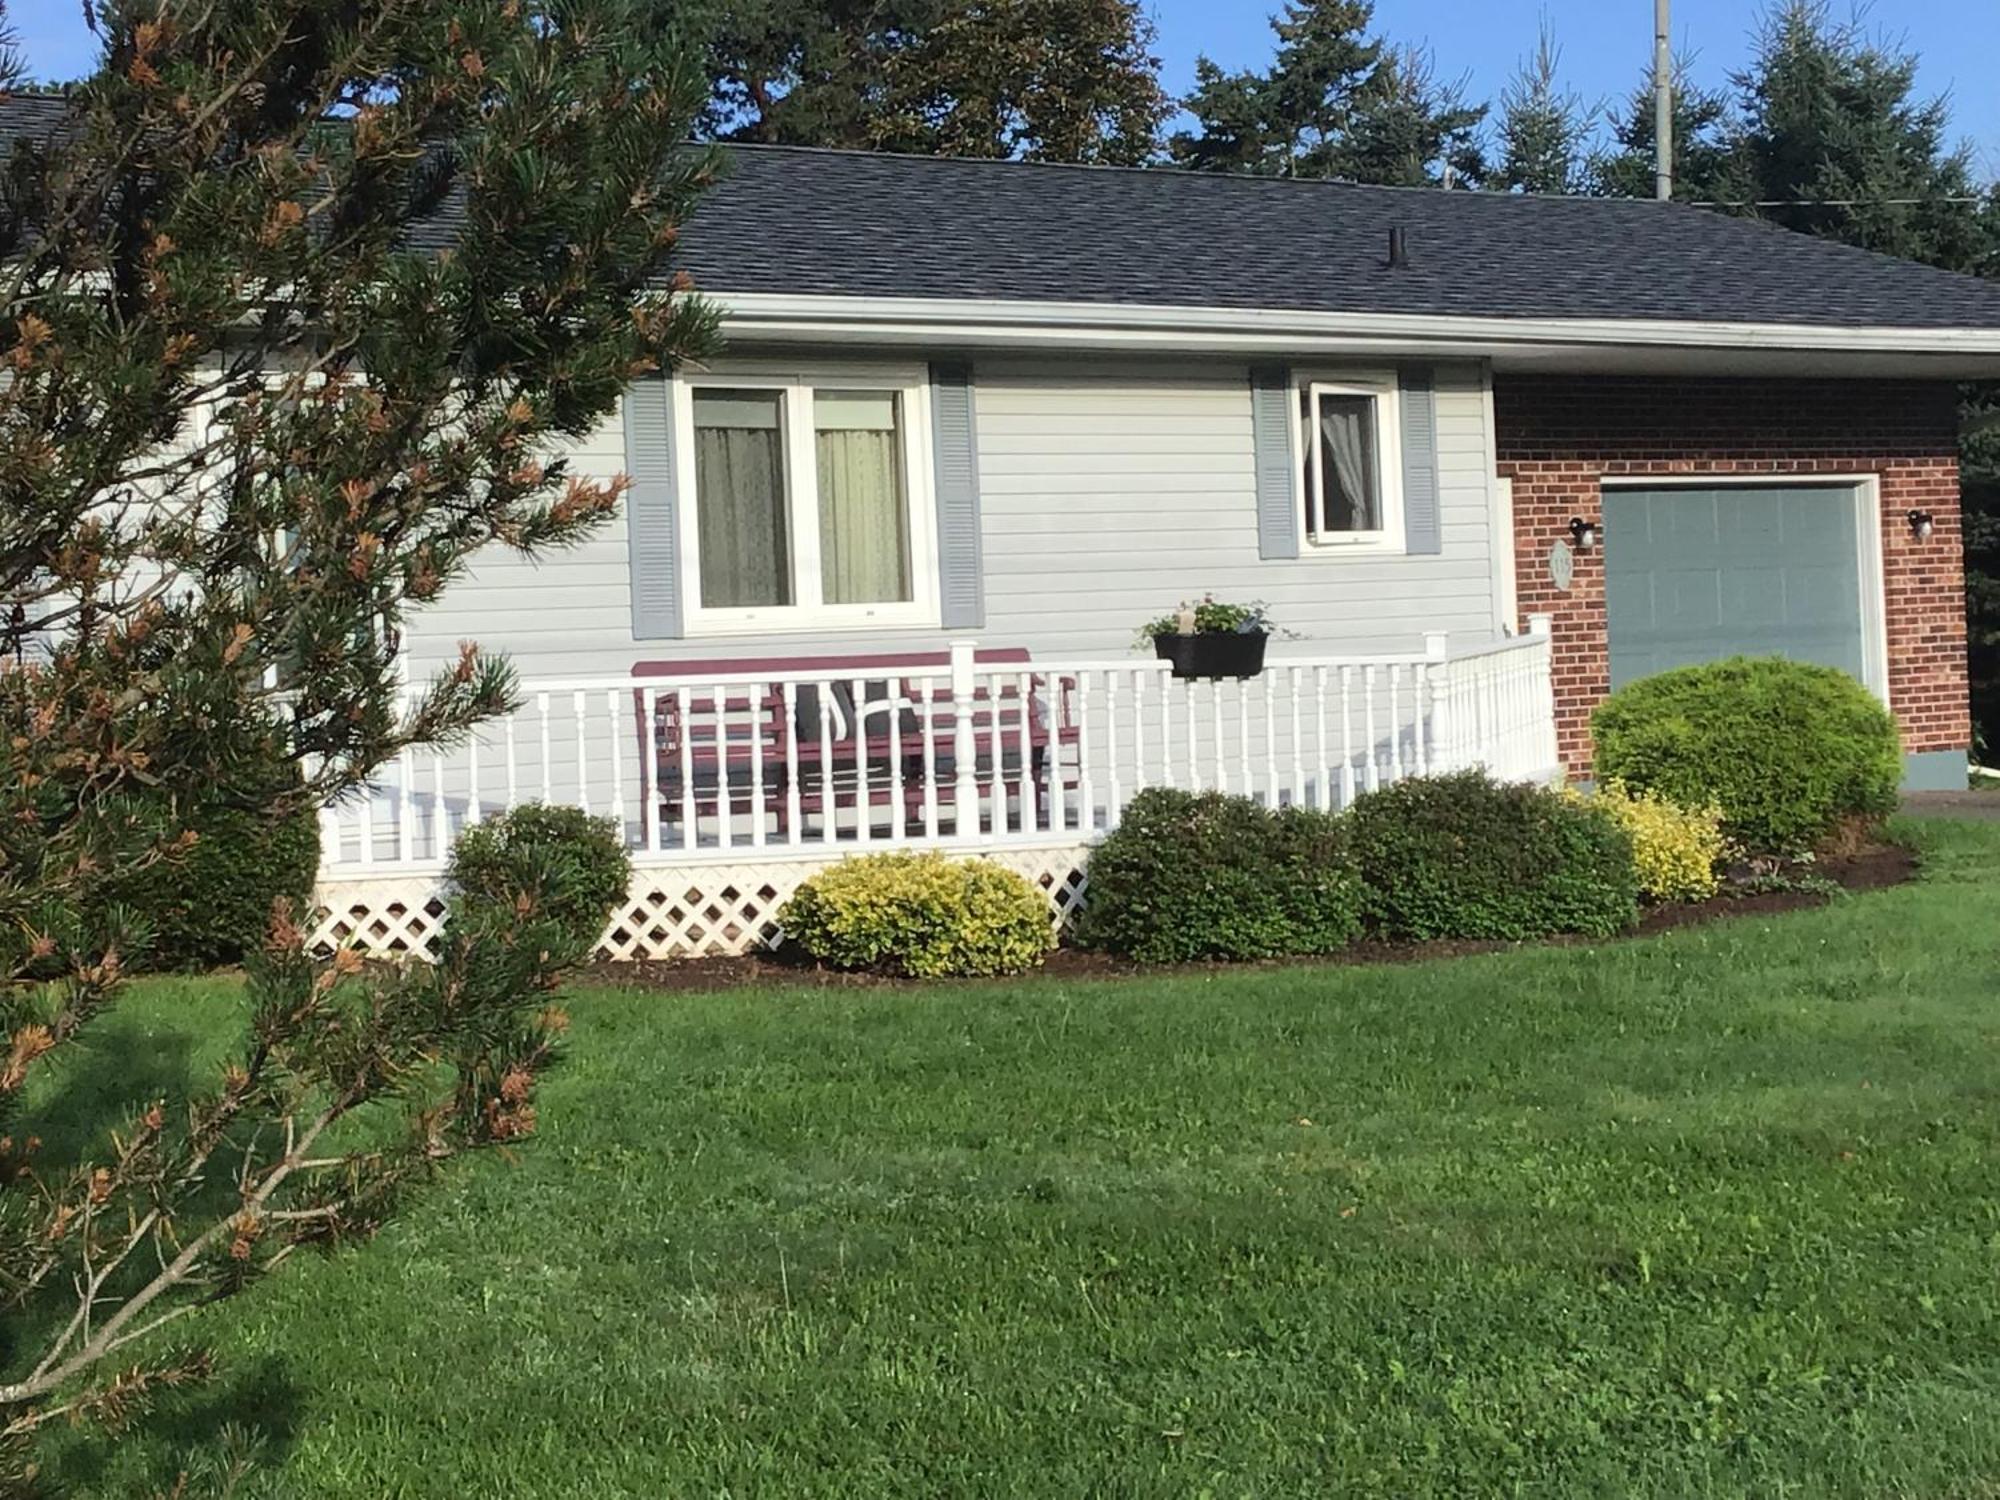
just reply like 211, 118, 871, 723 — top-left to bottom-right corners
1602, 484, 1871, 691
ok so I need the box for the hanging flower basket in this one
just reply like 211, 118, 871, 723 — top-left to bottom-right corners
1153, 629, 1269, 680
1139, 597, 1279, 680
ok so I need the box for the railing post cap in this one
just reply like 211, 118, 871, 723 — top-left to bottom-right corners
1527, 613, 1554, 638
1423, 631, 1450, 660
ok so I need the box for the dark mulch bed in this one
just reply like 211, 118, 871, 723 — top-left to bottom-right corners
584, 840, 1919, 996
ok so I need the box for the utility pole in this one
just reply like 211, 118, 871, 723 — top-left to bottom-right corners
1653, 0, 1674, 200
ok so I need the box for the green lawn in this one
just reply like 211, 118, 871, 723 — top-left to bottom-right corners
35, 820, 2000, 1497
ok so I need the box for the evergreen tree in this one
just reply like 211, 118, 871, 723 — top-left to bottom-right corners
1170, 57, 1281, 174
1728, 0, 1989, 270
691, 0, 1168, 164
0, 0, 714, 1476
1171, 1, 1484, 186
1171, 0, 1377, 175
1587, 56, 1741, 202
1497, 20, 1592, 194
1331, 43, 1486, 188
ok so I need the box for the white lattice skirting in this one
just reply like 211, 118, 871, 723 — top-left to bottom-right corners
309, 842, 1094, 962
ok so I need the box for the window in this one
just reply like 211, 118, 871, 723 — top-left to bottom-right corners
693, 389, 792, 607
814, 389, 912, 605
676, 368, 936, 630
1298, 377, 1402, 549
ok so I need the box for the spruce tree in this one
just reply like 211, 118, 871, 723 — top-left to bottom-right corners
1171, 1, 1378, 176
0, 0, 714, 1479
1330, 43, 1485, 188
1587, 56, 1741, 202
1728, 0, 1989, 270
1171, 1, 1485, 187
1497, 21, 1591, 194
689, 0, 1168, 164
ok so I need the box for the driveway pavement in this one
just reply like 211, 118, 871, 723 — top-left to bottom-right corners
1902, 789, 2000, 821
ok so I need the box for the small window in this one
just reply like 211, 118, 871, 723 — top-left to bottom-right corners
1302, 385, 1385, 541
677, 369, 937, 630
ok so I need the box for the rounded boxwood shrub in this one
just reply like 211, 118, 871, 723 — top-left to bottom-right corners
102, 793, 322, 971
447, 803, 632, 953
781, 852, 1053, 978
1345, 770, 1639, 942
1591, 657, 1901, 854
1076, 788, 1365, 963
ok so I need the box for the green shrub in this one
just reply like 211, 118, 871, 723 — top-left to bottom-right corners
1592, 657, 1901, 854
1578, 780, 1732, 903
780, 852, 1053, 978
1076, 789, 1365, 963
447, 804, 632, 954
101, 794, 322, 971
1345, 770, 1639, 942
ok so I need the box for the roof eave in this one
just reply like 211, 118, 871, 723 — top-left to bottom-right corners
710, 291, 2000, 377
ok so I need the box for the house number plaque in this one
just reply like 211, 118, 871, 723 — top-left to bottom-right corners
1547, 539, 1576, 592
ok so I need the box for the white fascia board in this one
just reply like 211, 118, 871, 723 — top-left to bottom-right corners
711, 291, 2000, 361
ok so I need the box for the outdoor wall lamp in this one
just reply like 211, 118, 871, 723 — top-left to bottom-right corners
1907, 509, 1935, 541
1569, 516, 1600, 551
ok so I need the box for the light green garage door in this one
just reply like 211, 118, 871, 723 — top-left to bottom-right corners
1602, 484, 1871, 691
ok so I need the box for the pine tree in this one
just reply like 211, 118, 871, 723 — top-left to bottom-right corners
0, 0, 714, 1475
1497, 20, 1591, 194
690, 0, 1168, 164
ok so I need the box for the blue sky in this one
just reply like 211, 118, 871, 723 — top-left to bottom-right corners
13, 0, 2000, 175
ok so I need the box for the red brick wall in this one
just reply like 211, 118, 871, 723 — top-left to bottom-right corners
1494, 376, 1968, 776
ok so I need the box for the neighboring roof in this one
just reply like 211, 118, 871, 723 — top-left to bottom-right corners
7, 91, 1999, 333
682, 144, 2000, 332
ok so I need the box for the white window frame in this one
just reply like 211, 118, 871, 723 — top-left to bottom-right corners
671, 361, 940, 634
1295, 372, 1405, 554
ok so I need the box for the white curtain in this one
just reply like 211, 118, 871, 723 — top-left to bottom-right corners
693, 391, 791, 607
1317, 397, 1377, 533
815, 391, 911, 604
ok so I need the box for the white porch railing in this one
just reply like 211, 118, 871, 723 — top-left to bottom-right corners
318, 619, 1560, 878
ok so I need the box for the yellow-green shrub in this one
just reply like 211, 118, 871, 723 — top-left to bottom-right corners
1581, 781, 1731, 903
780, 852, 1054, 979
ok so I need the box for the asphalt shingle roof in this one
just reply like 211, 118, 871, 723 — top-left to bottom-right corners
682, 145, 2000, 331
8, 89, 1999, 332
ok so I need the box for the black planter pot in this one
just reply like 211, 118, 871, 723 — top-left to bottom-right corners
1153, 630, 1269, 680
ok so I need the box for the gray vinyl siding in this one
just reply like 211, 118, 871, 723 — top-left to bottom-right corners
398, 355, 1503, 680
349, 353, 1502, 858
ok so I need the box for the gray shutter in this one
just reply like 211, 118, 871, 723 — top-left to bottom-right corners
930, 363, 985, 630
1398, 365, 1442, 556
623, 375, 683, 639
1251, 365, 1299, 560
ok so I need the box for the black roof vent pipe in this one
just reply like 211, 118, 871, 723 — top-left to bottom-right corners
1387, 225, 1410, 269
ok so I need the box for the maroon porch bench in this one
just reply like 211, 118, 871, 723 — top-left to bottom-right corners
630, 648, 1079, 841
